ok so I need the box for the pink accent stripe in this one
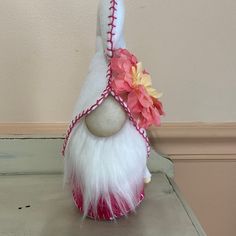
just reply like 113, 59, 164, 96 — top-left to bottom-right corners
72, 186, 145, 221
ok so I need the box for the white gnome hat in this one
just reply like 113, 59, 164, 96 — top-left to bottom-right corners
62, 0, 152, 221
98, 0, 126, 56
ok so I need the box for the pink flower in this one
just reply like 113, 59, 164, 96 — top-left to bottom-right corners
110, 49, 164, 129
152, 97, 165, 116
127, 85, 152, 112
111, 49, 137, 74
111, 49, 137, 95
127, 85, 163, 128
111, 74, 133, 95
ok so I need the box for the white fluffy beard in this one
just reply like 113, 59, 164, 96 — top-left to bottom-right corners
64, 118, 147, 219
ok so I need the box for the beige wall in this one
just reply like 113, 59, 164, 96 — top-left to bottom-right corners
1, 1, 236, 236
174, 160, 236, 236
0, 0, 235, 123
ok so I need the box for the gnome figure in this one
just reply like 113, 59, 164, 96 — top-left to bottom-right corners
62, 0, 164, 220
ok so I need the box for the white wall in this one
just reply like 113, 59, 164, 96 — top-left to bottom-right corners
0, 0, 235, 122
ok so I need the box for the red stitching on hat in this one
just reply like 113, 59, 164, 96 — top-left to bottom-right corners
106, 0, 118, 58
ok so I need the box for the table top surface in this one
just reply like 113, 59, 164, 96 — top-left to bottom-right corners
0, 172, 205, 236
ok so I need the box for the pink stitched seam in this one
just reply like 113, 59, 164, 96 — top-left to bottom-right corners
106, 0, 118, 58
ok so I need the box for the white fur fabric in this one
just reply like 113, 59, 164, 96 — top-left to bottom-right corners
64, 119, 147, 218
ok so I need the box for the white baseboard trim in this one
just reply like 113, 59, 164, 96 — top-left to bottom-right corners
0, 122, 236, 159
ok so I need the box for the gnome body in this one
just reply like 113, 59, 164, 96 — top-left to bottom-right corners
63, 0, 152, 220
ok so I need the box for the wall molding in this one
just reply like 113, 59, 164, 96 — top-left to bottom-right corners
0, 123, 67, 136
0, 122, 236, 159
148, 122, 236, 158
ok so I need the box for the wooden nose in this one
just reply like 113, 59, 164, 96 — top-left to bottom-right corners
85, 95, 127, 137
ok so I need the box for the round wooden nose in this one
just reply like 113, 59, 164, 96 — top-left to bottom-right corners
85, 95, 127, 137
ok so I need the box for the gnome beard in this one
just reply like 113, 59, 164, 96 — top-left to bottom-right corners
64, 118, 147, 220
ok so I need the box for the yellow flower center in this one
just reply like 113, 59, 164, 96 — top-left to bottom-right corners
132, 62, 162, 99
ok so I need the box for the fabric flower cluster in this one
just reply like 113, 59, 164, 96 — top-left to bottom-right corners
110, 49, 164, 129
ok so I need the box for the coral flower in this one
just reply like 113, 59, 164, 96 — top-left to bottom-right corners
110, 49, 164, 129
110, 49, 137, 95
132, 62, 162, 99
127, 85, 164, 129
